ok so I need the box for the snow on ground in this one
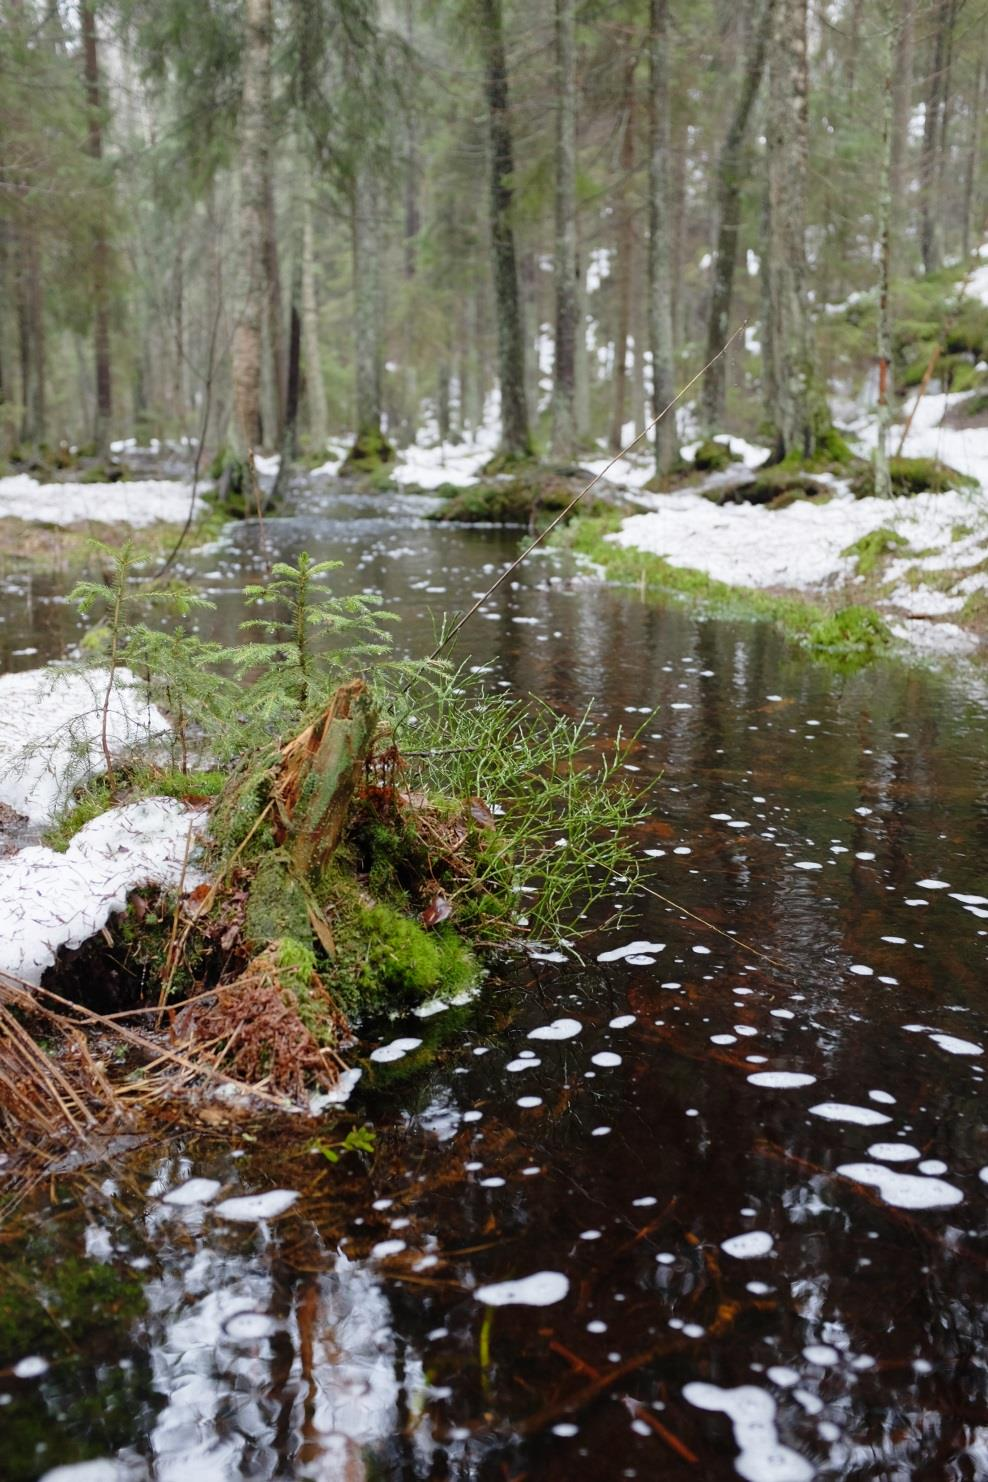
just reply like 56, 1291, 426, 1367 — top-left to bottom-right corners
855, 388, 988, 491
609, 483, 987, 609
0, 667, 169, 826
0, 474, 201, 528
0, 797, 206, 985
392, 403, 501, 490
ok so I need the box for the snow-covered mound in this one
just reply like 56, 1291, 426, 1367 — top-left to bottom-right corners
0, 474, 200, 528
0, 797, 207, 986
0, 667, 169, 826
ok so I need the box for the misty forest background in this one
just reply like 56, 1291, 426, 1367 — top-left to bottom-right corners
1, 0, 986, 483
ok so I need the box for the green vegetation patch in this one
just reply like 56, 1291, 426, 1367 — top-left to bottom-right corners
805, 604, 893, 660
842, 527, 912, 576
851, 456, 977, 499
429, 466, 617, 526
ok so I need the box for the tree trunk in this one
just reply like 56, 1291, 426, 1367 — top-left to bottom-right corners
763, 0, 824, 459
702, 0, 774, 430
920, 0, 953, 274
874, 0, 897, 499
961, 31, 986, 261
81, 3, 112, 454
263, 169, 286, 443
346, 169, 390, 465
890, 0, 914, 234
301, 186, 328, 448
232, 0, 268, 452
16, 225, 45, 446
478, 0, 532, 459
647, 0, 677, 475
551, 0, 578, 456
609, 58, 636, 452
574, 241, 590, 442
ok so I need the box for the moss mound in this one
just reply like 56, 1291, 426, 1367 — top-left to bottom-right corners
692, 437, 741, 472
851, 457, 977, 499
340, 428, 395, 479
842, 527, 912, 575
429, 466, 617, 525
806, 605, 893, 659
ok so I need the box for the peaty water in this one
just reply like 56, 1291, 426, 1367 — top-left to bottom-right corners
2, 476, 988, 1480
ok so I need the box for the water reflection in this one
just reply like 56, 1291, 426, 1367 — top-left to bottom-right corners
2, 480, 988, 1479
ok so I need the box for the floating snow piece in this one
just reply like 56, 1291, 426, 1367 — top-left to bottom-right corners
928, 1032, 982, 1056
528, 1018, 582, 1041
224, 1311, 278, 1341
682, 1381, 814, 1482
13, 1355, 49, 1379
371, 1239, 407, 1258
793, 861, 822, 870
867, 1143, 920, 1162
369, 1037, 423, 1064
214, 1190, 299, 1221
721, 1231, 774, 1258
809, 1102, 891, 1126
0, 797, 207, 986
506, 1056, 542, 1072
836, 1163, 963, 1210
916, 879, 950, 889
803, 1344, 840, 1367
950, 893, 988, 906
473, 1271, 569, 1307
609, 1014, 636, 1029
849, 964, 874, 976
746, 1072, 817, 1089
596, 940, 665, 963
591, 1051, 622, 1068
161, 1178, 222, 1207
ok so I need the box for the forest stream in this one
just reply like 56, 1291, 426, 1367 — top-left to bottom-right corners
2, 478, 988, 1482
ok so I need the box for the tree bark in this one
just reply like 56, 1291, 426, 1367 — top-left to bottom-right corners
301, 184, 328, 448
763, 0, 824, 459
702, 0, 774, 430
647, 0, 677, 475
347, 167, 389, 462
478, 0, 532, 459
232, 0, 268, 452
16, 225, 44, 446
919, 0, 954, 274
874, 0, 897, 499
890, 0, 914, 234
81, 3, 112, 454
609, 58, 637, 452
960, 19, 985, 261
551, 0, 578, 456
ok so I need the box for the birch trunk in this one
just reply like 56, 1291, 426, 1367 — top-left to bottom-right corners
551, 0, 578, 456
647, 0, 677, 475
702, 0, 773, 430
479, 0, 532, 459
232, 0, 268, 452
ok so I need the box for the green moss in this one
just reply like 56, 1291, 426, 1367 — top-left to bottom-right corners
692, 437, 739, 472
842, 527, 912, 575
805, 604, 892, 659
44, 778, 112, 851
244, 853, 313, 950
340, 427, 395, 478
742, 466, 832, 504
429, 467, 609, 526
851, 456, 977, 499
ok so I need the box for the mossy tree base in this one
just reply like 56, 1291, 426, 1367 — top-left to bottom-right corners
850, 456, 978, 499
429, 465, 625, 526
339, 428, 395, 480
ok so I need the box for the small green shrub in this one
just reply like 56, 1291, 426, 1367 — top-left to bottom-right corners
842, 527, 912, 575
805, 605, 892, 658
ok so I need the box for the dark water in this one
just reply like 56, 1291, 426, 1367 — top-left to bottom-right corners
3, 480, 988, 1481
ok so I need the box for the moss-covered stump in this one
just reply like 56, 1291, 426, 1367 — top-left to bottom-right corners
428, 465, 623, 526
693, 437, 742, 472
850, 456, 978, 499
339, 428, 395, 479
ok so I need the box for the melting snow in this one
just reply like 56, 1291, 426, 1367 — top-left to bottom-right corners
721, 1231, 774, 1258
528, 1018, 582, 1041
809, 1103, 892, 1126
836, 1163, 963, 1209
597, 939, 665, 962
0, 473, 202, 528
683, 1381, 814, 1482
214, 1190, 299, 1222
747, 1072, 817, 1089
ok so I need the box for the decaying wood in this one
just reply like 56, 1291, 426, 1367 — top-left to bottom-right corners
274, 678, 378, 876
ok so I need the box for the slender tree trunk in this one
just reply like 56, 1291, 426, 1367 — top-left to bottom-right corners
16, 225, 44, 445
173, 241, 184, 424
81, 3, 112, 454
702, 0, 774, 430
960, 25, 986, 260
874, 0, 897, 499
574, 240, 590, 442
920, 0, 952, 274
609, 58, 636, 451
263, 171, 286, 442
647, 0, 677, 475
763, 0, 824, 458
232, 0, 268, 452
551, 0, 578, 455
346, 169, 390, 464
890, 0, 914, 234
300, 189, 328, 449
478, 0, 532, 459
